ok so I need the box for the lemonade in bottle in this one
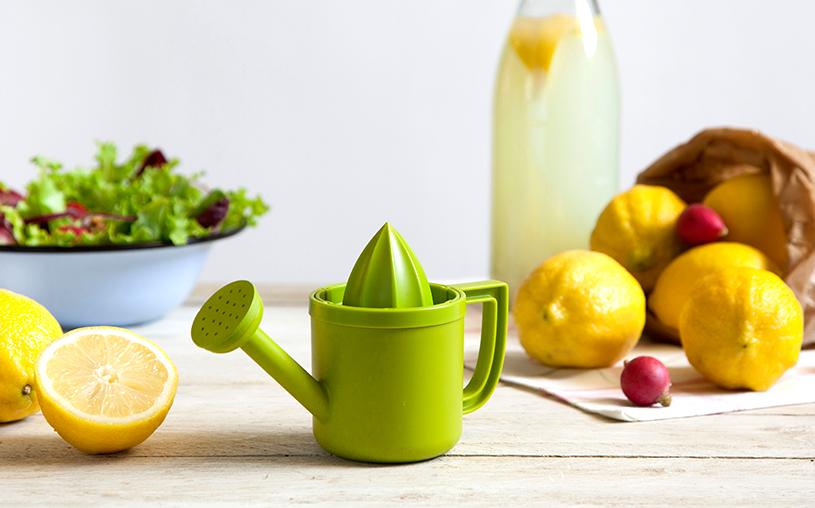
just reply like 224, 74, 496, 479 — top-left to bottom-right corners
491, 0, 620, 297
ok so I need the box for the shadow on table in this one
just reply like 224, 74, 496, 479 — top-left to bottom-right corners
500, 349, 615, 382
147, 429, 448, 468
1, 428, 419, 468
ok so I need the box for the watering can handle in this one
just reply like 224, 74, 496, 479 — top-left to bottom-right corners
453, 280, 508, 415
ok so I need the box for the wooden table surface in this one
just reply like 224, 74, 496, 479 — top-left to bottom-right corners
3, 285, 815, 506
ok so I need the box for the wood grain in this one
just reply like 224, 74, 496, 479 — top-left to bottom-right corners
1, 297, 814, 506
3, 456, 813, 506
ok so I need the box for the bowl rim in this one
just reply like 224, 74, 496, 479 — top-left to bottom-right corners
0, 225, 245, 253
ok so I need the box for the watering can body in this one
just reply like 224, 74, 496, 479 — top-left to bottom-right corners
201, 281, 508, 463
309, 284, 471, 462
191, 223, 508, 463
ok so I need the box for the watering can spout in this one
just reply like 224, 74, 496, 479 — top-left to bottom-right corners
241, 330, 330, 421
190, 280, 330, 422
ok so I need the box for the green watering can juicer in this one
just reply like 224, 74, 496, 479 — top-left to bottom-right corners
191, 223, 508, 463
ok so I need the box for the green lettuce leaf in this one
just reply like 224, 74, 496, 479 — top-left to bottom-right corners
1, 143, 268, 246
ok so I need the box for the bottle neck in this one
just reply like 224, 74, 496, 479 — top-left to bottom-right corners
517, 0, 600, 18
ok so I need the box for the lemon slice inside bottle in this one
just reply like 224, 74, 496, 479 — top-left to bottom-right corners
509, 14, 598, 72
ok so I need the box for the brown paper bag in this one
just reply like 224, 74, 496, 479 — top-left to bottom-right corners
636, 127, 815, 345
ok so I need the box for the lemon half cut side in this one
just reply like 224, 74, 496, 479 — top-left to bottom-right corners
35, 326, 178, 454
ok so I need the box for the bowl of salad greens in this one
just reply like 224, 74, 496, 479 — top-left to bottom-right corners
0, 143, 268, 327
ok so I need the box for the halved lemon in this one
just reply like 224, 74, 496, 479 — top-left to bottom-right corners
35, 326, 178, 454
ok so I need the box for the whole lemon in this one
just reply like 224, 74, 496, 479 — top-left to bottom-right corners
0, 289, 63, 422
514, 250, 646, 368
649, 242, 777, 332
703, 174, 788, 269
590, 185, 687, 292
680, 268, 802, 391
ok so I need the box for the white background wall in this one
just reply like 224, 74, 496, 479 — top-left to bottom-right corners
2, 1, 814, 285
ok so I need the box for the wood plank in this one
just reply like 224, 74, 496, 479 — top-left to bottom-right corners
3, 382, 815, 461
0, 305, 788, 462
0, 305, 815, 506
4, 302, 814, 506
1, 456, 812, 506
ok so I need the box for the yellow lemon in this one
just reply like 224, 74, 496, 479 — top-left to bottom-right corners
0, 289, 62, 422
35, 326, 178, 454
590, 185, 687, 292
509, 14, 581, 72
703, 174, 788, 269
514, 250, 645, 368
649, 242, 778, 332
680, 268, 802, 391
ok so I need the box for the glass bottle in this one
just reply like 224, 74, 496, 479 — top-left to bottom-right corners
491, 0, 620, 298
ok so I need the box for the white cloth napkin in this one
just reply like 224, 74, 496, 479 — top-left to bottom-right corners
465, 329, 815, 422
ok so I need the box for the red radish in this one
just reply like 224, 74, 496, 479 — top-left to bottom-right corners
677, 204, 728, 246
620, 356, 672, 407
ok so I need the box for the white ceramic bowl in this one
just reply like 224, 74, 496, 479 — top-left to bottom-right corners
0, 228, 242, 328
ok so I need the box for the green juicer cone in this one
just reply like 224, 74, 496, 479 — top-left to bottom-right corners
342, 223, 433, 308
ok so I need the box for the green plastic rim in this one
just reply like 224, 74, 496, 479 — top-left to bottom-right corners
309, 283, 466, 329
